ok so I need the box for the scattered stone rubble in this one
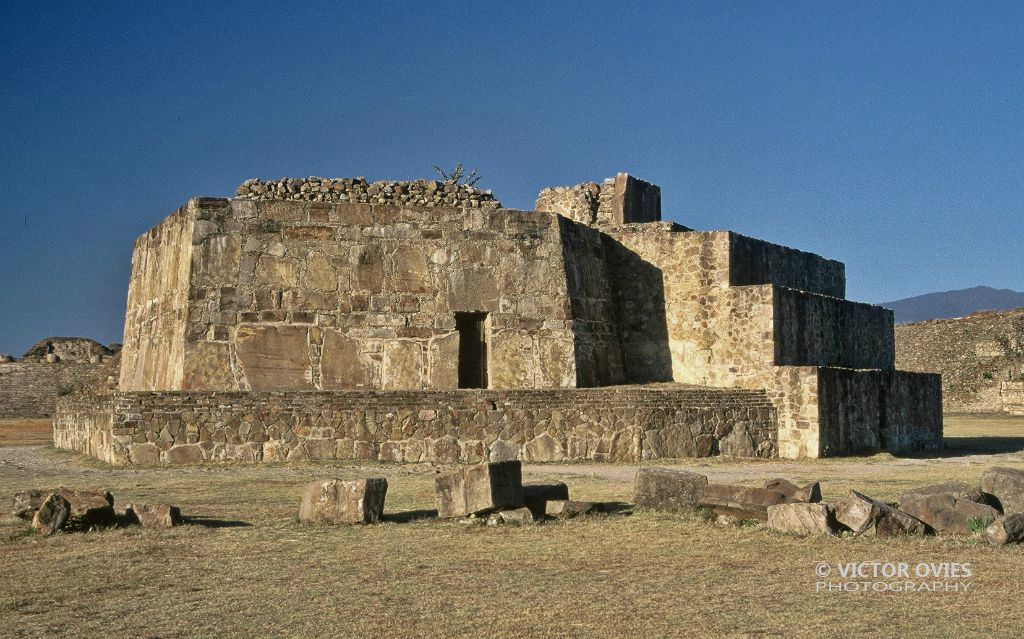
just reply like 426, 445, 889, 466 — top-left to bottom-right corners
632, 465, 1024, 545
235, 176, 501, 208
11, 488, 181, 534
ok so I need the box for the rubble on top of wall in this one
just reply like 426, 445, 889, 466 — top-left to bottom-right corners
235, 176, 501, 208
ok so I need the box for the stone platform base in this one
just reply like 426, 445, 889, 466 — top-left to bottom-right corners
54, 386, 778, 465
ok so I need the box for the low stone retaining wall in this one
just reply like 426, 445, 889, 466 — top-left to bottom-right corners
54, 386, 777, 465
0, 362, 106, 418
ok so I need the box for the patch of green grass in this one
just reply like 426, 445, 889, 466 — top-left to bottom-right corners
968, 516, 994, 533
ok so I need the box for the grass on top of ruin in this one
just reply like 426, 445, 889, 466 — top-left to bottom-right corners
0, 415, 1022, 638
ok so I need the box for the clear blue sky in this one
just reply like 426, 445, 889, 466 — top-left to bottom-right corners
1, 1, 1022, 355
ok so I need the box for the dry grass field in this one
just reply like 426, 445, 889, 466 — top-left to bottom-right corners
1, 415, 1022, 638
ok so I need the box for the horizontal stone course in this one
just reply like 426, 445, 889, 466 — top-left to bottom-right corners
55, 385, 778, 465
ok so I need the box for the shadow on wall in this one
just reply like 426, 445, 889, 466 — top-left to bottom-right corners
602, 235, 673, 384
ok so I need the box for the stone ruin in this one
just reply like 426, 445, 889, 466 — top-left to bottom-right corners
0, 337, 120, 418
53, 171, 942, 464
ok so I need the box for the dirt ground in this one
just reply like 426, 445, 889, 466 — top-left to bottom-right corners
0, 414, 1022, 638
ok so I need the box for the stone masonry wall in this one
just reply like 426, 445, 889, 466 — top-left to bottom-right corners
729, 233, 845, 298
54, 386, 778, 465
895, 308, 1024, 413
236, 177, 500, 208
1001, 382, 1024, 415
0, 362, 105, 418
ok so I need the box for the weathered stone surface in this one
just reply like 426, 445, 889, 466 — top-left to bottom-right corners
522, 432, 565, 462
980, 466, 1024, 514
545, 500, 595, 519
320, 330, 373, 388
32, 493, 70, 534
236, 326, 312, 391
767, 502, 837, 536
522, 481, 570, 517
633, 468, 708, 512
698, 483, 789, 520
298, 478, 388, 524
164, 444, 204, 464
834, 490, 930, 536
494, 507, 535, 526
899, 481, 986, 505
489, 439, 520, 463
435, 461, 523, 518
981, 513, 1024, 545
900, 493, 1000, 535
764, 478, 822, 503
13, 488, 115, 526
125, 503, 182, 528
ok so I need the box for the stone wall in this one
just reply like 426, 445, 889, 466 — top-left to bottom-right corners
895, 308, 1024, 413
0, 362, 105, 418
236, 177, 500, 208
729, 233, 845, 298
535, 173, 662, 227
1001, 382, 1024, 415
54, 385, 778, 465
535, 182, 602, 225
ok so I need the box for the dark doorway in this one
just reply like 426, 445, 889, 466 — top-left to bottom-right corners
455, 312, 488, 389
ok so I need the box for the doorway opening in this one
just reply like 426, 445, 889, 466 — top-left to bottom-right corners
455, 312, 488, 389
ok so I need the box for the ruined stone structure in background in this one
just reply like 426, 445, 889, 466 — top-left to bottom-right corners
895, 308, 1024, 413
0, 338, 119, 418
54, 173, 942, 464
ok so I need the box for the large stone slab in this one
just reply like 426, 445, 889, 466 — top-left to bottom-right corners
981, 513, 1024, 545
299, 478, 388, 524
633, 468, 708, 513
767, 503, 837, 536
899, 493, 1000, 535
435, 461, 523, 518
32, 493, 70, 535
13, 488, 115, 526
522, 481, 569, 518
834, 490, 930, 537
764, 478, 822, 503
980, 466, 1024, 514
125, 503, 183, 528
698, 483, 789, 520
899, 481, 986, 505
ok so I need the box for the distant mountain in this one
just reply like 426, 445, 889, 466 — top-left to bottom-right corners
880, 286, 1024, 324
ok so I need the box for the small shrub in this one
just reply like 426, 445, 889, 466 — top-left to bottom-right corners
982, 371, 994, 381
57, 385, 75, 397
433, 163, 481, 186
694, 507, 715, 523
967, 516, 993, 533
734, 518, 760, 527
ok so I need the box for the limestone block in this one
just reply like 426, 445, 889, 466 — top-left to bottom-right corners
13, 488, 115, 526
300, 439, 337, 461
489, 331, 534, 388
428, 332, 459, 390
125, 503, 182, 528
236, 325, 312, 390
321, 329, 374, 388
537, 337, 575, 388
304, 252, 337, 291
353, 244, 385, 292
191, 235, 241, 287
980, 466, 1024, 514
900, 494, 1000, 535
298, 478, 388, 524
447, 267, 499, 313
493, 507, 534, 525
633, 468, 708, 512
182, 341, 235, 390
698, 483, 790, 520
391, 245, 431, 293
429, 436, 462, 464
434, 461, 523, 518
255, 255, 299, 288
764, 478, 822, 503
899, 482, 986, 505
523, 482, 570, 517
489, 439, 520, 462
767, 503, 837, 536
382, 340, 423, 390
981, 513, 1024, 545
128, 442, 160, 465
545, 500, 595, 519
32, 493, 70, 535
164, 444, 204, 464
833, 490, 930, 536
522, 432, 564, 463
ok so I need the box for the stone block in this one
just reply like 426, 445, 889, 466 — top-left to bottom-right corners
633, 468, 708, 513
980, 466, 1024, 514
298, 478, 388, 524
489, 439, 520, 462
487, 507, 535, 526
126, 503, 183, 528
698, 483, 790, 520
545, 500, 595, 519
32, 493, 70, 535
900, 493, 1000, 535
899, 481, 986, 505
13, 488, 115, 526
164, 444, 204, 464
235, 326, 312, 391
321, 329, 374, 388
767, 502, 837, 536
981, 513, 1024, 545
523, 481, 570, 517
834, 490, 930, 537
764, 478, 822, 503
435, 461, 523, 518
522, 432, 564, 462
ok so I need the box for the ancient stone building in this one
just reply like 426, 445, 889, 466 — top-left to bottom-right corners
895, 308, 1024, 413
54, 173, 942, 464
0, 338, 118, 418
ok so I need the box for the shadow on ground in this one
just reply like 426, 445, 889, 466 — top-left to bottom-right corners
184, 516, 252, 528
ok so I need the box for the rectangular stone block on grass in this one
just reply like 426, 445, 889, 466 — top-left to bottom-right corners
767, 502, 837, 536
633, 468, 708, 513
435, 461, 523, 518
299, 478, 388, 524
698, 483, 789, 520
